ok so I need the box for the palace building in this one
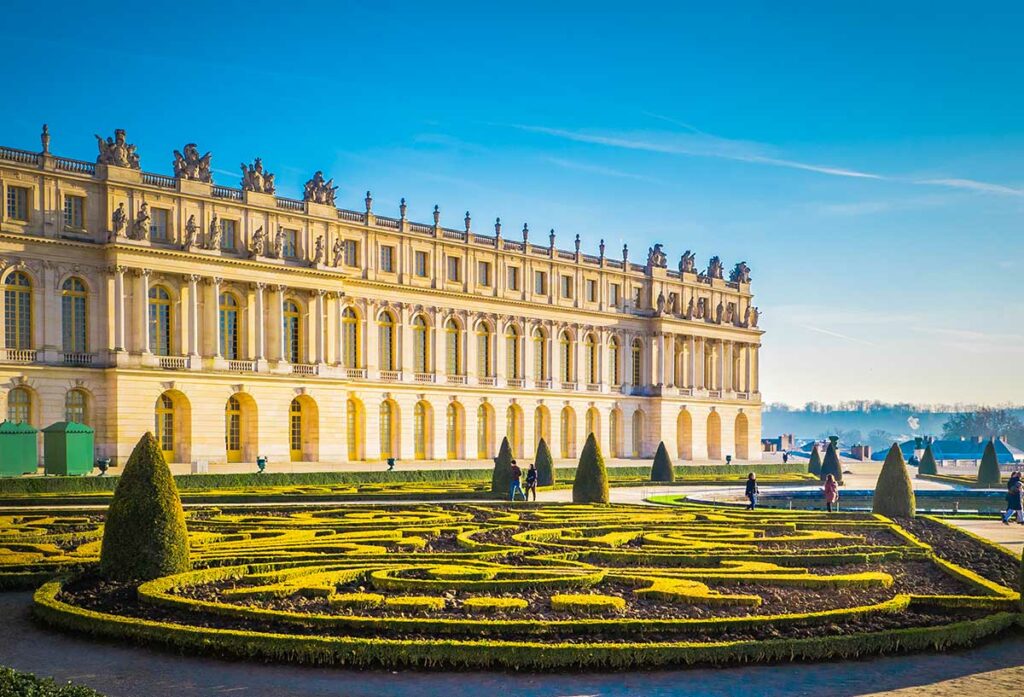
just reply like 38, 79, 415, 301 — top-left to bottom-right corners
0, 127, 763, 467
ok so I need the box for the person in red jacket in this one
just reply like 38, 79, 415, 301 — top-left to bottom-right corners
823, 473, 839, 512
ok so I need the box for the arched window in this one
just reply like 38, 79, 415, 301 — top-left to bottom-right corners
631, 338, 643, 386
445, 318, 462, 375
219, 292, 240, 360
534, 406, 550, 448
414, 401, 429, 459
477, 403, 493, 458
505, 325, 521, 379
378, 311, 396, 371
609, 336, 621, 385
7, 387, 30, 424
225, 396, 241, 462
148, 286, 172, 356
155, 393, 174, 461
446, 403, 461, 459
380, 400, 396, 458
559, 331, 574, 382
65, 389, 87, 424
632, 410, 645, 457
412, 315, 429, 374
3, 272, 32, 350
609, 409, 621, 457
341, 307, 360, 368
346, 398, 363, 461
289, 398, 303, 461
532, 328, 547, 380
476, 322, 492, 377
560, 407, 575, 459
584, 333, 597, 384
506, 405, 521, 456
61, 278, 87, 352
586, 407, 599, 438
283, 300, 302, 364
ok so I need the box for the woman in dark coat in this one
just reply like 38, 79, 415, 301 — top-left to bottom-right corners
744, 473, 759, 510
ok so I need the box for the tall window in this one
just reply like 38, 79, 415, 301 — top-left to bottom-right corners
584, 333, 597, 384
283, 300, 301, 363
412, 315, 429, 373
610, 283, 621, 306
414, 250, 428, 277
380, 245, 395, 273
476, 323, 492, 377
378, 311, 396, 371
446, 403, 460, 459
380, 401, 395, 458
505, 325, 521, 379
586, 279, 597, 303
3, 272, 32, 350
532, 328, 547, 380
150, 209, 169, 241
559, 331, 574, 382
506, 406, 520, 455
65, 389, 87, 424
560, 408, 575, 459
282, 229, 298, 259
7, 387, 30, 424
609, 336, 621, 385
289, 399, 303, 461
6, 186, 29, 221
534, 270, 547, 295
446, 256, 461, 282
610, 409, 621, 457
346, 399, 362, 461
632, 410, 644, 457
414, 402, 428, 459
478, 261, 491, 287
155, 394, 174, 459
631, 338, 643, 386
225, 396, 241, 462
63, 195, 84, 229
507, 266, 520, 291
61, 278, 87, 352
219, 292, 240, 360
477, 404, 493, 459
341, 307, 360, 368
445, 319, 462, 375
344, 239, 359, 266
221, 220, 237, 251
148, 286, 172, 356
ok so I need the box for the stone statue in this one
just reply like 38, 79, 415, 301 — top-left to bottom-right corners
110, 202, 127, 240
725, 302, 736, 324
206, 215, 221, 250
331, 237, 344, 267
679, 250, 696, 274
715, 300, 725, 324
750, 306, 760, 328
707, 256, 724, 280
249, 226, 266, 257
173, 143, 213, 183
599, 239, 606, 258
656, 292, 667, 314
685, 295, 695, 319
695, 297, 706, 320
647, 243, 668, 268
312, 235, 325, 265
273, 227, 285, 258
40, 124, 50, 154
95, 129, 140, 169
730, 261, 751, 284
182, 214, 198, 249
302, 170, 338, 206
133, 202, 150, 240
240, 158, 276, 194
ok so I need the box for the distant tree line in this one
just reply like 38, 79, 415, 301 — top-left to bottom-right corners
941, 408, 1024, 449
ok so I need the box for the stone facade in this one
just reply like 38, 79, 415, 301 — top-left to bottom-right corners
0, 129, 763, 466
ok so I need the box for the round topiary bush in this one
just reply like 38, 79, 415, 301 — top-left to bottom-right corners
977, 440, 1002, 487
572, 433, 609, 504
917, 443, 938, 477
808, 444, 822, 476
650, 441, 674, 483
490, 437, 514, 495
99, 432, 190, 582
872, 443, 916, 518
535, 437, 555, 487
820, 442, 843, 484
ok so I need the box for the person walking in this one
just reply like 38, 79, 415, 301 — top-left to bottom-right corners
1002, 475, 1023, 525
782, 451, 789, 464
823, 473, 839, 513
509, 460, 525, 502
744, 473, 759, 510
524, 463, 538, 501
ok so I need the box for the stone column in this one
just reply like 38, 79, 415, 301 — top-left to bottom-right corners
753, 344, 760, 393
269, 285, 285, 364
435, 311, 447, 382
695, 337, 705, 389
465, 313, 478, 386
312, 289, 326, 364
495, 319, 507, 387
186, 274, 201, 359
40, 262, 58, 361
655, 332, 665, 387
252, 283, 267, 368
333, 292, 345, 367
137, 269, 151, 354
208, 277, 223, 360
113, 266, 127, 353
715, 341, 725, 392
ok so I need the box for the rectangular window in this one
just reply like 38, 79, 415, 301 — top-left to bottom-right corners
507, 266, 520, 290
63, 195, 84, 229
380, 245, 395, 273
221, 220, 237, 250
150, 209, 169, 241
344, 239, 359, 266
6, 186, 29, 221
414, 250, 428, 277
282, 228, 298, 258
478, 261, 491, 287
534, 271, 547, 295
586, 279, 597, 303
632, 286, 643, 307
447, 256, 461, 282
610, 283, 620, 305
561, 275, 573, 299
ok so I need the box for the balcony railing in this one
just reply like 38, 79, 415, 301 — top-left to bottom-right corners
142, 173, 176, 189
227, 360, 256, 372
157, 355, 189, 370
292, 363, 319, 376
345, 367, 367, 379
446, 374, 466, 385
535, 379, 551, 389
276, 197, 305, 212
380, 370, 400, 382
414, 372, 435, 384
478, 376, 497, 386
507, 377, 526, 388
560, 381, 578, 391
736, 391, 750, 400
61, 352, 96, 367
707, 389, 723, 399
0, 348, 37, 363
586, 383, 600, 392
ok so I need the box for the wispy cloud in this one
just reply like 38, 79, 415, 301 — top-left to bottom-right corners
543, 156, 660, 183
915, 178, 1024, 197
797, 324, 877, 346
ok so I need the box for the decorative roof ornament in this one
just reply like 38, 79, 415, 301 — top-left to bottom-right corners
240, 158, 275, 194
172, 143, 213, 182
646, 243, 668, 268
599, 239, 606, 259
622, 243, 629, 263
729, 261, 752, 284
40, 124, 50, 155
465, 211, 473, 233
95, 129, 140, 169
522, 223, 529, 243
399, 198, 407, 220
365, 191, 373, 214
707, 255, 724, 280
679, 250, 696, 274
303, 171, 338, 206
549, 228, 556, 249
574, 233, 581, 254
433, 205, 441, 226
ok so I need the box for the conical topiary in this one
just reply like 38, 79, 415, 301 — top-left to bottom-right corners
490, 437, 514, 495
977, 439, 1002, 487
917, 443, 938, 477
100, 432, 189, 581
650, 441, 674, 482
808, 444, 822, 477
535, 437, 555, 487
820, 441, 843, 484
872, 443, 916, 518
572, 433, 609, 504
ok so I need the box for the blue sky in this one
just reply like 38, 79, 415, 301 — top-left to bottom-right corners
3, 1, 1022, 405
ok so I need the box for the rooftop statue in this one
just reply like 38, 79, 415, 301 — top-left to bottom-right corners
240, 158, 276, 194
695, 297, 707, 320
707, 255, 724, 280
685, 295, 695, 319
679, 250, 696, 274
133, 202, 150, 240
730, 261, 752, 284
249, 226, 266, 258
749, 305, 761, 328
312, 235, 325, 265
109, 202, 127, 241
647, 243, 668, 268
95, 129, 140, 169
173, 143, 213, 183
182, 215, 198, 249
331, 237, 344, 267
206, 215, 221, 250
303, 170, 338, 206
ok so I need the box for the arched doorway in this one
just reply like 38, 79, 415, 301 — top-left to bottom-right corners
346, 397, 364, 461
534, 405, 550, 450
609, 408, 622, 458
506, 404, 523, 457
414, 401, 432, 460
560, 406, 576, 459
380, 399, 399, 460
707, 410, 722, 461
585, 407, 600, 441
677, 409, 693, 460
632, 409, 645, 457
446, 402, 464, 459
289, 395, 319, 462
735, 412, 750, 460
477, 402, 494, 459
154, 390, 191, 463
225, 393, 258, 463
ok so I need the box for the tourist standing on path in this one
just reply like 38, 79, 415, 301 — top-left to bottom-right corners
823, 473, 839, 512
1002, 473, 1023, 524
744, 473, 759, 510
782, 451, 789, 464
509, 460, 525, 501
524, 463, 538, 501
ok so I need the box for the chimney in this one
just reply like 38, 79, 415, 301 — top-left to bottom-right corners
972, 436, 982, 444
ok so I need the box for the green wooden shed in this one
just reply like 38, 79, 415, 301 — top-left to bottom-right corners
42, 421, 95, 476
0, 420, 39, 476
